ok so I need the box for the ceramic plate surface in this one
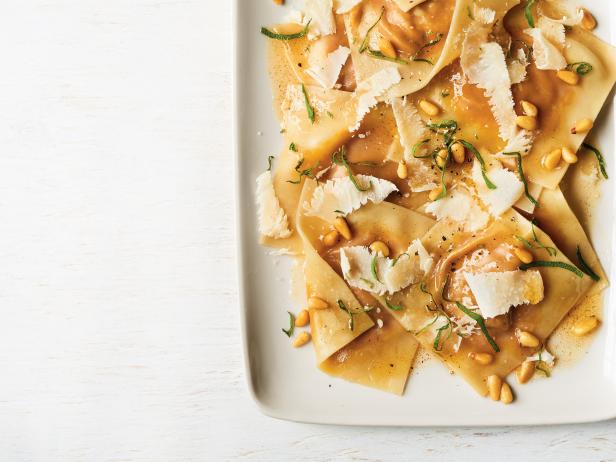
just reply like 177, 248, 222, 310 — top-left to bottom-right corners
233, 0, 616, 425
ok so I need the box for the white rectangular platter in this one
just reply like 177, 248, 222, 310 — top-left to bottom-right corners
234, 0, 616, 426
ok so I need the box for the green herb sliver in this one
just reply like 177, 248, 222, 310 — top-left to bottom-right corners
261, 20, 312, 41
412, 138, 432, 158
434, 148, 450, 201
332, 146, 371, 192
582, 143, 608, 179
267, 155, 274, 172
367, 49, 410, 65
282, 311, 295, 337
301, 83, 315, 124
433, 319, 452, 351
289, 142, 298, 152
524, 0, 537, 27
337, 299, 355, 331
286, 158, 319, 184
412, 33, 443, 64
359, 7, 384, 53
576, 246, 600, 281
519, 261, 584, 278
455, 302, 500, 353
371, 255, 381, 282
385, 299, 404, 311
503, 151, 538, 207
457, 139, 497, 190
567, 61, 593, 76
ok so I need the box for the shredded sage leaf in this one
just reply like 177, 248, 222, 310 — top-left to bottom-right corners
576, 246, 600, 281
367, 49, 410, 65
567, 61, 593, 75
287, 158, 319, 184
371, 255, 381, 282
390, 252, 409, 267
455, 302, 500, 353
282, 311, 295, 337
360, 277, 375, 288
415, 314, 439, 336
413, 33, 443, 63
457, 140, 497, 190
267, 155, 274, 171
433, 319, 452, 351
412, 138, 433, 158
301, 83, 315, 124
326, 111, 334, 119
519, 261, 584, 278
582, 143, 608, 179
524, 0, 537, 27
337, 299, 355, 331
531, 220, 557, 256
261, 20, 312, 41
434, 149, 450, 201
385, 299, 404, 311
289, 142, 298, 152
503, 151, 538, 207
332, 146, 371, 192
359, 7, 384, 53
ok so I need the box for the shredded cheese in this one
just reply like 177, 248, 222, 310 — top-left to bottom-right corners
255, 170, 292, 239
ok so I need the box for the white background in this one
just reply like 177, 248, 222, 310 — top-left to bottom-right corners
0, 0, 614, 460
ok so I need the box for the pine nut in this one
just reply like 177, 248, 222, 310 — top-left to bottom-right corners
557, 70, 580, 85
451, 142, 466, 164
435, 149, 448, 168
500, 382, 514, 404
515, 329, 540, 348
370, 240, 390, 257
572, 316, 600, 336
323, 229, 340, 247
514, 247, 534, 264
429, 185, 445, 201
293, 331, 311, 347
561, 146, 578, 164
581, 8, 597, 30
419, 99, 440, 116
571, 118, 593, 134
470, 352, 494, 365
542, 149, 562, 170
378, 36, 397, 59
334, 216, 352, 240
516, 115, 538, 131
521, 100, 539, 117
516, 361, 536, 384
308, 296, 329, 310
295, 309, 310, 327
487, 375, 502, 401
397, 160, 408, 179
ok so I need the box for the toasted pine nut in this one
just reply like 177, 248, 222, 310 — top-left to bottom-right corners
378, 36, 397, 59
435, 149, 448, 168
500, 382, 514, 404
561, 146, 578, 164
515, 329, 540, 348
295, 309, 310, 327
557, 70, 580, 85
516, 361, 536, 384
429, 185, 444, 201
470, 352, 494, 365
571, 118, 594, 134
293, 331, 311, 347
542, 149, 562, 170
323, 230, 340, 247
419, 99, 440, 116
581, 8, 597, 30
397, 160, 408, 179
370, 240, 390, 257
514, 247, 534, 264
572, 316, 600, 336
451, 142, 466, 164
521, 100, 538, 117
516, 115, 537, 131
487, 375, 502, 401
308, 296, 329, 310
334, 216, 352, 240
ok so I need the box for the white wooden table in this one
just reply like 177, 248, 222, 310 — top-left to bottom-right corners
1, 1, 615, 460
